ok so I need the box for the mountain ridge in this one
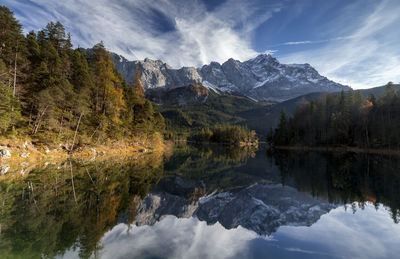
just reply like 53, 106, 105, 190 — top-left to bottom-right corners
111, 53, 350, 102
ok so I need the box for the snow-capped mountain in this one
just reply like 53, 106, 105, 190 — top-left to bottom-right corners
111, 53, 350, 102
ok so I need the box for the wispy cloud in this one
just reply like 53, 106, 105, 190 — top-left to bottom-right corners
272, 36, 357, 47
4, 0, 282, 67
284, 41, 313, 45
280, 0, 400, 88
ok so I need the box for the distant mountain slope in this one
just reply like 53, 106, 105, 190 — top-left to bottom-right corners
153, 85, 272, 138
111, 53, 350, 102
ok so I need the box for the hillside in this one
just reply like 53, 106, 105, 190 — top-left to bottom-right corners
153, 86, 272, 139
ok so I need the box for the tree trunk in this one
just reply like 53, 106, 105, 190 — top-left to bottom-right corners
32, 105, 49, 135
71, 112, 83, 151
12, 45, 18, 97
58, 112, 64, 137
70, 161, 78, 205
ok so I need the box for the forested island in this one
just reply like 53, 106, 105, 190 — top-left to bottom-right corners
191, 124, 257, 145
269, 84, 400, 151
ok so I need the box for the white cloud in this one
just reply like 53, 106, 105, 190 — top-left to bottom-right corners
94, 216, 259, 259
280, 0, 400, 89
57, 203, 400, 258
277, 203, 400, 258
4, 0, 281, 68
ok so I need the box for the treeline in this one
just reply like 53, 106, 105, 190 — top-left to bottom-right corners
192, 124, 257, 144
269, 83, 400, 149
0, 6, 164, 148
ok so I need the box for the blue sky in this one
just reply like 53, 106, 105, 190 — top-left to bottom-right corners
3, 0, 400, 88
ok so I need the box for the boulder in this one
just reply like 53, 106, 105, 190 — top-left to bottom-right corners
0, 165, 10, 175
20, 153, 30, 158
0, 149, 11, 159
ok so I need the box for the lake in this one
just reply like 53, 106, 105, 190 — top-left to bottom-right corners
1, 144, 400, 259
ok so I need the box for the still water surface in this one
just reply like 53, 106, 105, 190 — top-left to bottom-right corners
1, 144, 400, 258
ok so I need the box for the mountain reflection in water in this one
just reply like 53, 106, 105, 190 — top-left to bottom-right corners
1, 144, 400, 258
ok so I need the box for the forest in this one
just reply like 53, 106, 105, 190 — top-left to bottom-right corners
0, 6, 164, 150
269, 83, 400, 149
191, 124, 257, 144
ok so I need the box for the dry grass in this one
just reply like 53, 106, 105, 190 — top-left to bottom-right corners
0, 135, 166, 176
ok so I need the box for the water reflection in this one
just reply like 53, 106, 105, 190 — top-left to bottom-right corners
0, 154, 164, 258
270, 150, 400, 222
84, 203, 400, 259
1, 145, 400, 258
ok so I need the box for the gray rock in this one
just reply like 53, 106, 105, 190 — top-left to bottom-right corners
20, 153, 30, 158
111, 55, 202, 90
0, 165, 10, 175
0, 149, 11, 159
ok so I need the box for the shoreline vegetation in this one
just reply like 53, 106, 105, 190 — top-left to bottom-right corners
0, 136, 171, 175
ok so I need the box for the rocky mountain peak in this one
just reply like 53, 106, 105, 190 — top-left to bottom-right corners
111, 52, 350, 103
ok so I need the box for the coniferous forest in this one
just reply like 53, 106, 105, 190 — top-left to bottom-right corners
0, 6, 164, 149
269, 84, 400, 149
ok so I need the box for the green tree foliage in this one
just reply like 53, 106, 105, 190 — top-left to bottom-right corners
192, 124, 257, 144
0, 81, 21, 133
0, 6, 164, 146
270, 85, 400, 149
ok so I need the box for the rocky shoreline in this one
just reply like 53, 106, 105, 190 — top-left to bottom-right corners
0, 139, 167, 176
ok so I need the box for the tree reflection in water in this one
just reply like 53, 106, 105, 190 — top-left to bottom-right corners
1, 145, 400, 258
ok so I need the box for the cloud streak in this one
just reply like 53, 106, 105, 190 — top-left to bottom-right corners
280, 0, 400, 88
4, 0, 281, 68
